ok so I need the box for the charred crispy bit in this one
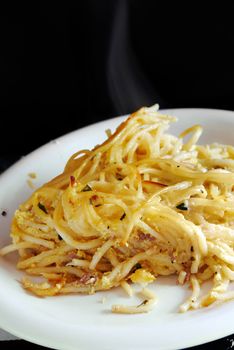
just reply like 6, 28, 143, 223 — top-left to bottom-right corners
138, 232, 155, 241
70, 175, 76, 186
199, 264, 208, 273
116, 172, 124, 181
80, 273, 97, 285
67, 251, 78, 260
168, 248, 176, 263
90, 195, 102, 207
184, 271, 191, 284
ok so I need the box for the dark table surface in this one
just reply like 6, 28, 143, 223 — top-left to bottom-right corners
1, 336, 234, 350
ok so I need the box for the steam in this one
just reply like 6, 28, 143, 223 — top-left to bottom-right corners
107, 0, 163, 114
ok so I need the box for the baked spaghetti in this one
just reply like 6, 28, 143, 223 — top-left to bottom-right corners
2, 105, 234, 313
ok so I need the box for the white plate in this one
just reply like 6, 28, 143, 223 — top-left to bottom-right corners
1, 108, 234, 350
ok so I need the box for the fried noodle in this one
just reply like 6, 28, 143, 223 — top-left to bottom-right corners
2, 104, 234, 313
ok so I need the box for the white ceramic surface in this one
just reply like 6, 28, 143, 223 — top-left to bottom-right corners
0, 109, 234, 350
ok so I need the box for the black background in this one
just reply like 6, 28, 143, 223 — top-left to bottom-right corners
1, 1, 234, 349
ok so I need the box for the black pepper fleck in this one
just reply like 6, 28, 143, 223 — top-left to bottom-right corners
38, 202, 48, 214
120, 212, 126, 220
137, 300, 148, 307
132, 263, 142, 273
81, 184, 92, 192
176, 203, 188, 211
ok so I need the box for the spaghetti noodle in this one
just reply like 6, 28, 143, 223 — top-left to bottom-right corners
1, 104, 234, 313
